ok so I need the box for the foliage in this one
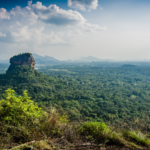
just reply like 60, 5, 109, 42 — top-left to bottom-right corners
79, 121, 142, 148
59, 114, 69, 124
0, 87, 149, 149
10, 53, 32, 61
123, 130, 150, 146
0, 88, 43, 126
1, 63, 150, 123
79, 122, 110, 138
42, 107, 69, 138
79, 121, 146, 148
0, 89, 69, 148
79, 121, 111, 144
1, 62, 150, 148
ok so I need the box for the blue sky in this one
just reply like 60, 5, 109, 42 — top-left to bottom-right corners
0, 0, 150, 61
1, 0, 67, 10
2, 0, 150, 8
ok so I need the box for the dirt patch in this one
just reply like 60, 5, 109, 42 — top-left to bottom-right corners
10, 137, 150, 150
58, 147, 150, 150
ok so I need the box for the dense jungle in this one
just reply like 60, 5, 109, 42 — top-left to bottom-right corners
1, 62, 150, 123
1, 61, 150, 149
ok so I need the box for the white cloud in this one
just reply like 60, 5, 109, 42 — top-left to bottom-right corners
68, 0, 98, 11
1, 24, 66, 45
0, 1, 106, 49
0, 32, 6, 37
9, 6, 38, 25
31, 2, 86, 26
28, 1, 32, 6
0, 7, 67, 45
82, 23, 107, 32
0, 8, 10, 19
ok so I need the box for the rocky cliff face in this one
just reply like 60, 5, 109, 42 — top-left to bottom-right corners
7, 53, 35, 72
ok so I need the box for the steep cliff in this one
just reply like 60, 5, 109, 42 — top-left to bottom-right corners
7, 53, 35, 72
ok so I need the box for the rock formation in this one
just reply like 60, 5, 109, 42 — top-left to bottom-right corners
7, 53, 35, 72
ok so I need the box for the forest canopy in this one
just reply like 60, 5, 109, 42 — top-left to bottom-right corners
0, 63, 150, 122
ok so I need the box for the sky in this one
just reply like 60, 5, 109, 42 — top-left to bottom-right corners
0, 0, 150, 61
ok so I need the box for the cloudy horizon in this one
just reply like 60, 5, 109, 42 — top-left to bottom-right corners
0, 0, 150, 61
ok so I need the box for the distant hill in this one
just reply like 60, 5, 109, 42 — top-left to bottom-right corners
32, 54, 114, 64
77, 56, 114, 62
122, 64, 138, 68
32, 53, 60, 64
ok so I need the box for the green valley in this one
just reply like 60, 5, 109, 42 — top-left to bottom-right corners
1, 54, 150, 123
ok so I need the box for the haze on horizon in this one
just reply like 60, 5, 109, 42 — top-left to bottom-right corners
0, 0, 150, 61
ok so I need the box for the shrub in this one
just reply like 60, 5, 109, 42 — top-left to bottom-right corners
79, 122, 110, 143
123, 130, 150, 146
0, 88, 43, 126
79, 122, 141, 148
42, 107, 69, 137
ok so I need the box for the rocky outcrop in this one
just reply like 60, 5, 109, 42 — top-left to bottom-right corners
7, 53, 35, 71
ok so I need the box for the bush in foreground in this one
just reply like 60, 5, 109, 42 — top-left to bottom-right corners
0, 88, 43, 126
0, 89, 150, 149
0, 89, 46, 147
79, 121, 146, 149
123, 130, 150, 146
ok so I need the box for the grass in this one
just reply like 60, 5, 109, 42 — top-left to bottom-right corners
32, 140, 50, 150
2, 88, 150, 149
123, 130, 150, 146
0, 103, 150, 149
78, 121, 144, 149
79, 122, 110, 143
2, 117, 150, 149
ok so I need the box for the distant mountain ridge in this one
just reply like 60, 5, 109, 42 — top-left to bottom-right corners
0, 54, 114, 65
1, 54, 150, 65
33, 54, 113, 64
32, 53, 61, 64
77, 56, 114, 62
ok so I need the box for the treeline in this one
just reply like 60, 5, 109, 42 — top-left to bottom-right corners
1, 64, 150, 122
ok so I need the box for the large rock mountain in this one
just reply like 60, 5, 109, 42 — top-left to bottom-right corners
7, 53, 35, 72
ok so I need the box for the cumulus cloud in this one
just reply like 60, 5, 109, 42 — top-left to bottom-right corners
0, 1, 106, 47
0, 8, 10, 19
9, 6, 38, 25
0, 23, 66, 45
31, 2, 86, 26
12, 27, 66, 45
68, 0, 98, 11
0, 6, 66, 45
2, 2, 86, 27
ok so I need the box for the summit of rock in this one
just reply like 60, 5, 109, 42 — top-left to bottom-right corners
7, 53, 35, 72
